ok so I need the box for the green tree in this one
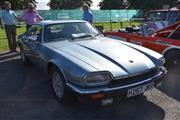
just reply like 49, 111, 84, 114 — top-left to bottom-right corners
0, 0, 25, 10
99, 0, 129, 9
128, 0, 177, 10
49, 0, 92, 9
100, 0, 177, 10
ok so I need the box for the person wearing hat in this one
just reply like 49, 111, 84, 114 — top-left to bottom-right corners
1, 1, 19, 52
82, 4, 93, 24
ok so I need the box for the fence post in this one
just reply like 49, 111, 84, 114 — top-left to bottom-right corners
120, 21, 123, 29
109, 10, 112, 31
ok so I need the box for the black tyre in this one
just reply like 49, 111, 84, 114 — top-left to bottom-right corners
19, 45, 29, 65
165, 50, 180, 68
50, 67, 74, 104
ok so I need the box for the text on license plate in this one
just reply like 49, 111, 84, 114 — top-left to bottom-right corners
127, 82, 154, 98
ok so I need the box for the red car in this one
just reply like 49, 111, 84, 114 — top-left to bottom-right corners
105, 21, 180, 67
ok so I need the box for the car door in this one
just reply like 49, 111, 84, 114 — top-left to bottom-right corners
127, 34, 166, 53
155, 24, 180, 47
168, 25, 180, 42
23, 25, 44, 68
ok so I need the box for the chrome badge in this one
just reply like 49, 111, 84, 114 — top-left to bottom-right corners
129, 60, 134, 63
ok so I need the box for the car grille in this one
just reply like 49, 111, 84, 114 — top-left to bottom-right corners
109, 68, 158, 87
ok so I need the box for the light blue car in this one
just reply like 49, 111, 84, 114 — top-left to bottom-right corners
18, 20, 167, 105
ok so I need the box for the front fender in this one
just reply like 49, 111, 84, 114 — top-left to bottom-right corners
48, 59, 68, 82
47, 55, 96, 87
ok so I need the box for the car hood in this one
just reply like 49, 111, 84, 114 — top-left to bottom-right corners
45, 37, 160, 77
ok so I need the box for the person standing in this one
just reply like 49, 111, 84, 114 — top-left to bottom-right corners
21, 3, 43, 30
1, 1, 19, 52
175, 0, 180, 21
82, 4, 93, 24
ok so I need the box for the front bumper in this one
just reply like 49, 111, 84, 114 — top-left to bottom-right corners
66, 68, 167, 99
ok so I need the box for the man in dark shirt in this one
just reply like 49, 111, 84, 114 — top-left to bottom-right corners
176, 0, 180, 21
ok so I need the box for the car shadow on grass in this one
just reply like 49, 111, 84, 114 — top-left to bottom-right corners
0, 54, 165, 120
157, 67, 180, 101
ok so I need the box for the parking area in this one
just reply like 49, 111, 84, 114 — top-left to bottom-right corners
0, 52, 180, 120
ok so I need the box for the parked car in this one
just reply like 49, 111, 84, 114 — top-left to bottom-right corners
18, 20, 167, 105
145, 9, 179, 25
105, 21, 180, 68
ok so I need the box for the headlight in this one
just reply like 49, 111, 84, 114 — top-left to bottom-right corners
83, 72, 112, 87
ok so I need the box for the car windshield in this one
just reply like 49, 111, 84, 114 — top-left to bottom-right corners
44, 22, 100, 42
147, 11, 179, 24
141, 21, 169, 36
147, 12, 168, 21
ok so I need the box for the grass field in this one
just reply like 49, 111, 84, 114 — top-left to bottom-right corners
95, 21, 140, 31
0, 21, 140, 52
0, 25, 26, 52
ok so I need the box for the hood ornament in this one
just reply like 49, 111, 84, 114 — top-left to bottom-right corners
129, 60, 134, 63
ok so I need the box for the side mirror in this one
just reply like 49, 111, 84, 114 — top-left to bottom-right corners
95, 25, 104, 34
28, 35, 38, 41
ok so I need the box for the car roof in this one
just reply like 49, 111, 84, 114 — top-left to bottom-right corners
36, 20, 87, 26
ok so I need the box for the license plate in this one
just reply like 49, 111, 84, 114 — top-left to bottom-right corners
127, 82, 154, 98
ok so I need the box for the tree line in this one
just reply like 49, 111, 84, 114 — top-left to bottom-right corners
100, 0, 177, 10
0, 0, 177, 10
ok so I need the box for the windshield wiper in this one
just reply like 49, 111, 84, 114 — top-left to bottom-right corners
72, 34, 93, 40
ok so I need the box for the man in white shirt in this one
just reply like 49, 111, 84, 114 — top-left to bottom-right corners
0, 1, 19, 52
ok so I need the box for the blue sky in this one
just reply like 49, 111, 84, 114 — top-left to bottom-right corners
91, 0, 101, 10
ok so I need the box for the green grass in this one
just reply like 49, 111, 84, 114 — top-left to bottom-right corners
0, 25, 26, 52
0, 21, 140, 52
94, 21, 140, 31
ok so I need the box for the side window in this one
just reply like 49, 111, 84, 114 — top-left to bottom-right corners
26, 25, 42, 41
